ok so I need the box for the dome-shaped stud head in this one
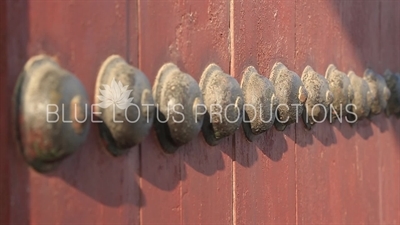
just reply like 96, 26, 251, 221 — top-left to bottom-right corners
301, 65, 333, 130
270, 62, 308, 131
13, 55, 90, 172
325, 64, 353, 121
200, 64, 244, 146
94, 55, 155, 156
153, 63, 204, 153
240, 66, 278, 141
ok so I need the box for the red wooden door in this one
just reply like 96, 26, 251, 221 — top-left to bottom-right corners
1, 0, 399, 224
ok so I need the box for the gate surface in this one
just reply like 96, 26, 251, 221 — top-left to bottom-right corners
1, 0, 399, 224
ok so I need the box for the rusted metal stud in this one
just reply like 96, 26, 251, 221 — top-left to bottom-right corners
383, 69, 400, 116
13, 55, 90, 172
94, 55, 154, 156
240, 66, 278, 141
301, 66, 334, 129
363, 69, 391, 115
325, 64, 354, 121
347, 71, 373, 121
153, 63, 204, 153
269, 62, 308, 131
200, 64, 244, 146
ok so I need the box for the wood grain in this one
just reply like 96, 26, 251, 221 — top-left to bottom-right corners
232, 0, 296, 224
8, 0, 141, 224
138, 0, 232, 224
294, 1, 347, 224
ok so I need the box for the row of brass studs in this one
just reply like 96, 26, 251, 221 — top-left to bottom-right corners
14, 55, 400, 172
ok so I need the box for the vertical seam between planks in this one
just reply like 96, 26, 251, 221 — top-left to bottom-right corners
378, 0, 382, 70
339, 0, 343, 69
398, 1, 400, 71
136, 0, 143, 224
138, 0, 142, 69
378, 1, 383, 224
229, 0, 236, 225
1, 0, 10, 223
179, 147, 182, 225
138, 144, 143, 225
126, 0, 130, 63
294, 0, 299, 225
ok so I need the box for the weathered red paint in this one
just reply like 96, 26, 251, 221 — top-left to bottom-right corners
295, 1, 348, 224
0, 0, 10, 223
1, 0, 399, 224
295, 1, 400, 224
341, 2, 386, 223
232, 0, 296, 224
378, 1, 400, 224
6, 0, 141, 224
139, 0, 232, 224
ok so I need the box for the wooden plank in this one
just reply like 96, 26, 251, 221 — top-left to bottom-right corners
8, 0, 141, 224
397, 1, 400, 97
378, 0, 400, 224
138, 0, 232, 224
295, 1, 399, 224
339, 1, 382, 224
294, 1, 347, 224
232, 0, 296, 224
137, 1, 183, 223
178, 2, 232, 223
0, 0, 10, 223
340, 0, 381, 75
6, 0, 32, 223
379, 0, 398, 72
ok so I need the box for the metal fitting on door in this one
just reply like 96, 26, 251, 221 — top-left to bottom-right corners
14, 55, 90, 172
153, 63, 204, 153
325, 64, 354, 121
383, 70, 400, 117
301, 66, 333, 129
240, 66, 278, 141
347, 71, 372, 121
363, 69, 391, 115
95, 55, 154, 156
200, 64, 244, 146
270, 62, 308, 131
